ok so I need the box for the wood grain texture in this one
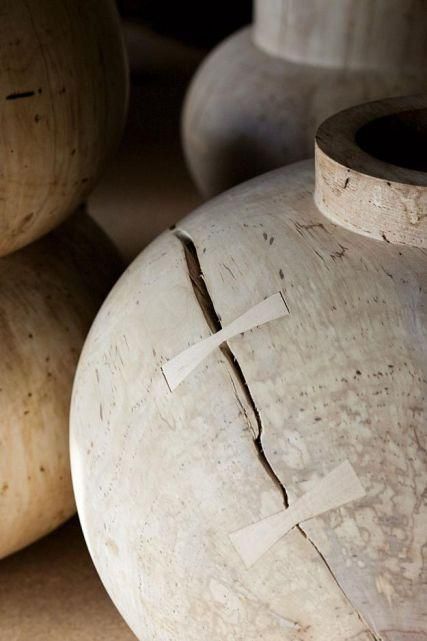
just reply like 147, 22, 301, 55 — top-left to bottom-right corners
71, 98, 427, 640
0, 0, 128, 256
0, 212, 122, 559
183, 0, 427, 198
254, 0, 427, 69
315, 96, 427, 247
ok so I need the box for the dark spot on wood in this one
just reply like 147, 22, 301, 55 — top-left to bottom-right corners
28, 333, 33, 339
294, 221, 328, 237
330, 244, 348, 260
6, 90, 35, 100
22, 212, 34, 225
279, 269, 284, 280
263, 232, 268, 241
269, 236, 274, 245
344, 177, 350, 189
39, 465, 45, 472
34, 114, 41, 122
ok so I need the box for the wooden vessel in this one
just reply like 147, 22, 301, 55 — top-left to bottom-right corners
71, 96, 427, 640
183, 0, 427, 197
0, 0, 128, 256
0, 212, 122, 559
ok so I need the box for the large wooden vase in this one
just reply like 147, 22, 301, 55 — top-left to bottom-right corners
0, 0, 128, 256
0, 213, 122, 559
71, 96, 427, 640
183, 0, 427, 198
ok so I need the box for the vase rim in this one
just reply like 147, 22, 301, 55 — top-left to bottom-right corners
314, 95, 427, 247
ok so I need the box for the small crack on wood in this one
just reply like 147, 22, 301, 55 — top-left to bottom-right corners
172, 226, 381, 641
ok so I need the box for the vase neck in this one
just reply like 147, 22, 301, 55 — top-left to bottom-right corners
314, 95, 427, 248
253, 0, 427, 70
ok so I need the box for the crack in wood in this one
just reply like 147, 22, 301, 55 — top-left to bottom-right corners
172, 226, 381, 641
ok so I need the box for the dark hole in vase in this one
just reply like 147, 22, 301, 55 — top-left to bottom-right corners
355, 108, 427, 172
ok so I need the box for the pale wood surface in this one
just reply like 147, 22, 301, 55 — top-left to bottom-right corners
71, 96, 427, 640
0, 212, 122, 559
254, 0, 427, 68
163, 291, 289, 391
0, 518, 136, 641
183, 0, 427, 198
0, 0, 128, 256
315, 95, 427, 247
230, 460, 365, 568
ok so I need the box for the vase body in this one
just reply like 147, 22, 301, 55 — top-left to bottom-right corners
0, 0, 128, 257
0, 213, 122, 559
183, 0, 427, 198
71, 97, 427, 640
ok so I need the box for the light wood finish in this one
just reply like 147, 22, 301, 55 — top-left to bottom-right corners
230, 460, 365, 568
71, 97, 427, 640
0, 212, 121, 559
0, 518, 136, 641
0, 0, 128, 257
183, 1, 427, 198
315, 95, 427, 247
163, 291, 289, 391
254, 0, 427, 69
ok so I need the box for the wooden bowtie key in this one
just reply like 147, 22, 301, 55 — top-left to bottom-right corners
229, 459, 365, 568
162, 291, 290, 391
162, 295, 365, 568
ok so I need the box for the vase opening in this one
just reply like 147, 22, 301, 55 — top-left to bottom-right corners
314, 95, 427, 247
355, 108, 427, 173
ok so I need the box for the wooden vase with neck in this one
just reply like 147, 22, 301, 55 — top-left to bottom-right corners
183, 0, 427, 198
72, 95, 427, 641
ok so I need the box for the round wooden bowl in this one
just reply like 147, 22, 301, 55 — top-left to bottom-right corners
0, 0, 128, 256
0, 212, 122, 559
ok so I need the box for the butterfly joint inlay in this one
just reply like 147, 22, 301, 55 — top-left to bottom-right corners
162, 291, 290, 391
229, 460, 365, 568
